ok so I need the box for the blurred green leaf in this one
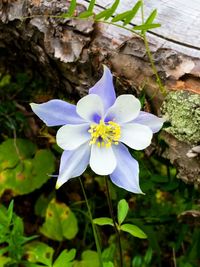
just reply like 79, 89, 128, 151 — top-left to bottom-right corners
0, 139, 36, 170
7, 200, 14, 225
22, 262, 45, 267
87, 0, 96, 13
35, 192, 55, 218
121, 224, 147, 239
24, 241, 54, 267
145, 9, 157, 25
79, 11, 93, 18
132, 255, 142, 267
103, 262, 114, 267
53, 249, 76, 267
79, 0, 95, 18
0, 74, 11, 88
102, 244, 116, 263
0, 139, 55, 196
0, 256, 12, 267
93, 217, 114, 226
68, 0, 77, 16
117, 199, 129, 225
144, 247, 153, 264
73, 250, 99, 267
40, 198, 78, 241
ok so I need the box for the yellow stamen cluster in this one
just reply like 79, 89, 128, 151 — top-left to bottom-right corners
88, 119, 121, 148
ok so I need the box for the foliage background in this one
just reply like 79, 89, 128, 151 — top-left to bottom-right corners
0, 0, 199, 266
0, 68, 199, 267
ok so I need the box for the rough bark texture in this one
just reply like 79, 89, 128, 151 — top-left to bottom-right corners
0, 0, 199, 185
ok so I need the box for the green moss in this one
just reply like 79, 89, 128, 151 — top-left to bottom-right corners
162, 90, 200, 144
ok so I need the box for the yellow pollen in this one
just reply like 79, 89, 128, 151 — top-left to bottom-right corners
88, 119, 121, 148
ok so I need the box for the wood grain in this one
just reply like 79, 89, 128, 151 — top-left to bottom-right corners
81, 0, 200, 58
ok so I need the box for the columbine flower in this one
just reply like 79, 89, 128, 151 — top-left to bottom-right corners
30, 66, 164, 193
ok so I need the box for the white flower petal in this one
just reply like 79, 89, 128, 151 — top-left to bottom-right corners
89, 65, 116, 111
133, 111, 165, 133
110, 144, 143, 193
90, 145, 117, 175
56, 124, 90, 150
120, 123, 153, 150
105, 95, 141, 123
76, 94, 104, 123
56, 144, 90, 189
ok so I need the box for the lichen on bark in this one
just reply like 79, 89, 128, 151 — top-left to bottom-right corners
162, 90, 200, 144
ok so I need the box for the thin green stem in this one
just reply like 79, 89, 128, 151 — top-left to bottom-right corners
140, 0, 166, 95
104, 177, 123, 267
79, 177, 104, 267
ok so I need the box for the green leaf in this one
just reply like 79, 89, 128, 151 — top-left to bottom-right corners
88, 0, 96, 13
53, 249, 76, 267
121, 224, 147, 239
0, 138, 55, 197
145, 9, 157, 25
95, 0, 120, 20
68, 0, 77, 16
81, 250, 99, 267
79, 11, 93, 18
103, 262, 114, 267
0, 138, 36, 171
0, 205, 9, 226
133, 23, 161, 31
144, 247, 153, 264
111, 1, 141, 24
102, 244, 116, 263
112, 10, 132, 23
105, 0, 120, 20
24, 241, 54, 267
93, 217, 114, 226
40, 198, 78, 241
35, 193, 55, 218
132, 255, 143, 267
123, 1, 142, 25
78, 0, 96, 17
0, 247, 9, 256
73, 250, 99, 267
0, 256, 12, 267
22, 262, 45, 267
95, 9, 111, 20
117, 199, 129, 225
0, 74, 11, 88
7, 200, 14, 225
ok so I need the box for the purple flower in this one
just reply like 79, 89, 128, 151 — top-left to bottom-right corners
30, 66, 164, 193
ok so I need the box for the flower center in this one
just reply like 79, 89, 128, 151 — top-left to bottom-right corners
88, 119, 121, 148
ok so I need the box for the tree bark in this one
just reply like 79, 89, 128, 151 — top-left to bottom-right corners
0, 0, 199, 185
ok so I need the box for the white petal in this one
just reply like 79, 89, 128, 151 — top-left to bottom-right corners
56, 144, 90, 188
110, 144, 143, 193
120, 123, 153, 150
76, 94, 104, 123
133, 111, 165, 133
89, 145, 117, 175
105, 95, 141, 123
56, 124, 90, 150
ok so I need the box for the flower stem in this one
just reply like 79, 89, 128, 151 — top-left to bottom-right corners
79, 177, 104, 267
140, 0, 166, 96
104, 177, 123, 267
